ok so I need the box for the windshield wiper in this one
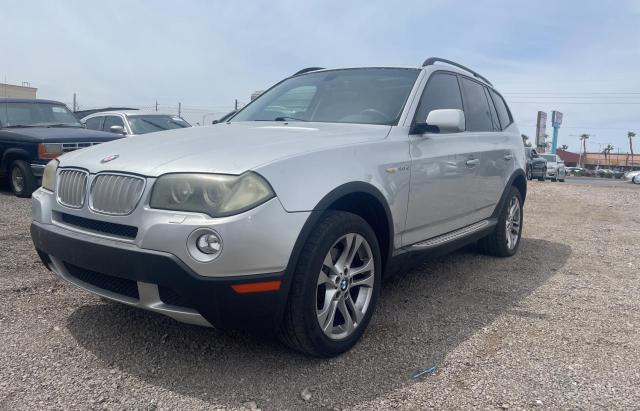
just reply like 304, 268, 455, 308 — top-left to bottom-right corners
273, 116, 308, 122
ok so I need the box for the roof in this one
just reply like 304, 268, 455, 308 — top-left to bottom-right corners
82, 110, 179, 118
557, 149, 640, 166
557, 149, 581, 163
0, 97, 63, 104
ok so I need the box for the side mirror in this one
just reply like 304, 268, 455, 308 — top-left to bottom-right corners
109, 125, 126, 135
410, 109, 465, 135
212, 120, 219, 124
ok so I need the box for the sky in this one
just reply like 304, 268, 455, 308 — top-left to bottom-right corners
1, 0, 640, 152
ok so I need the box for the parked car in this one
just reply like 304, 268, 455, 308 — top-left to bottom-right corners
566, 166, 584, 175
525, 147, 547, 181
540, 153, 566, 182
624, 170, 640, 181
81, 110, 191, 136
0, 98, 121, 197
30, 58, 527, 356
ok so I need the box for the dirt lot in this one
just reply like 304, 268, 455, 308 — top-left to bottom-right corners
1, 180, 639, 410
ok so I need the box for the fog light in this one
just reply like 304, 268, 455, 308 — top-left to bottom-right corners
197, 233, 221, 254
187, 228, 223, 262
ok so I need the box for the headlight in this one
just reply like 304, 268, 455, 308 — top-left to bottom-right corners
38, 143, 63, 160
150, 172, 275, 217
41, 159, 59, 192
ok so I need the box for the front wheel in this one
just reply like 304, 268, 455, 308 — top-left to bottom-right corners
478, 187, 523, 257
279, 211, 381, 357
526, 167, 532, 180
10, 160, 37, 197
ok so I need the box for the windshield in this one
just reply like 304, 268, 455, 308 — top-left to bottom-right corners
541, 154, 557, 162
128, 115, 191, 134
232, 68, 420, 125
0, 102, 81, 128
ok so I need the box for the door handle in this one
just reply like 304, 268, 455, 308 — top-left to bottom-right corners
504, 154, 513, 161
465, 159, 480, 167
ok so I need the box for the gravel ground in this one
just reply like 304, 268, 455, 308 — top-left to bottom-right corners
1, 180, 639, 410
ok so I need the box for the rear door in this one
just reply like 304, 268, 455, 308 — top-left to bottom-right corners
459, 77, 508, 214
404, 72, 486, 245
487, 88, 518, 190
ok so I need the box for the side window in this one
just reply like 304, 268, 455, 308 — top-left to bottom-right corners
489, 89, 513, 129
103, 115, 125, 132
84, 116, 103, 130
484, 87, 500, 131
460, 77, 493, 132
414, 72, 463, 124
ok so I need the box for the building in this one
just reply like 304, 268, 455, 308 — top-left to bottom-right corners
1, 82, 37, 99
557, 149, 640, 169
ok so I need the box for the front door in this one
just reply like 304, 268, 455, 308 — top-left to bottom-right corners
404, 71, 487, 245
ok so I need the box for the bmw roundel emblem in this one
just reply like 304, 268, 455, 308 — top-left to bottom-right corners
101, 154, 120, 163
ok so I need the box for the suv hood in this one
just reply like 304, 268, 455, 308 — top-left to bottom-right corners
0, 127, 120, 143
57, 122, 391, 176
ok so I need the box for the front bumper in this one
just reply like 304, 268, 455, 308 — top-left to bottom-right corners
31, 221, 292, 331
30, 163, 46, 177
546, 169, 557, 178
31, 186, 311, 330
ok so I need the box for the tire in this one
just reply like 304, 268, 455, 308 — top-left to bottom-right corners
633, 176, 640, 185
537, 177, 545, 182
279, 211, 381, 357
551, 178, 557, 182
9, 160, 37, 197
478, 186, 523, 257
526, 167, 532, 180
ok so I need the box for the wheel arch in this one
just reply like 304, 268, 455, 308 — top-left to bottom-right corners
1, 148, 31, 172
285, 182, 394, 278
492, 169, 527, 220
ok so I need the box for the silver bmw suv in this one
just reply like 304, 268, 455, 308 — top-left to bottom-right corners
31, 58, 526, 356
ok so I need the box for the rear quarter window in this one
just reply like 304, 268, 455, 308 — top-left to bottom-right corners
489, 89, 513, 129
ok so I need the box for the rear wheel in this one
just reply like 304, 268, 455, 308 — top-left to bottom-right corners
478, 186, 523, 257
9, 160, 37, 197
279, 211, 381, 357
526, 167, 532, 180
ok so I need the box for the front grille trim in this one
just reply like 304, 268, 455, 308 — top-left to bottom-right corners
58, 213, 138, 239
89, 173, 146, 216
56, 169, 89, 209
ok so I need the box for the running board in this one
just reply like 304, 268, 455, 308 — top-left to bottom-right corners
403, 219, 496, 251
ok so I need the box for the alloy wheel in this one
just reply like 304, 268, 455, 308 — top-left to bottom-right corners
505, 196, 521, 250
11, 166, 25, 194
316, 233, 375, 340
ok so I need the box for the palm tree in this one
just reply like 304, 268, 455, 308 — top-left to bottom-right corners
628, 132, 636, 167
521, 134, 531, 147
579, 134, 590, 167
603, 144, 614, 166
560, 144, 569, 151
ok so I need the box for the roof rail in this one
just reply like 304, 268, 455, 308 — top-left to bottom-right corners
422, 57, 492, 86
292, 67, 325, 76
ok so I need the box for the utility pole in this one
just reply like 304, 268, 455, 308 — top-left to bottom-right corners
155, 100, 158, 112
72, 93, 77, 112
235, 99, 238, 111
178, 102, 181, 117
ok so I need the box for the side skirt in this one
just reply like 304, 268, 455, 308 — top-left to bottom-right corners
385, 219, 497, 279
